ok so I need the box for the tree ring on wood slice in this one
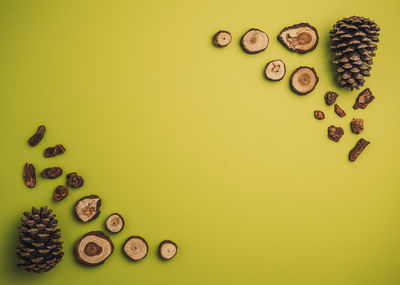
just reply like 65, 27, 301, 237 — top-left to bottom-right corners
213, 30, 231, 47
278, 23, 319, 54
241, 29, 269, 54
123, 236, 148, 261
264, 59, 286, 81
74, 195, 102, 222
75, 231, 114, 266
290, 66, 319, 95
158, 240, 178, 260
105, 213, 124, 233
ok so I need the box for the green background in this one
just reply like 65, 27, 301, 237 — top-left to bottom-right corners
1, 0, 399, 284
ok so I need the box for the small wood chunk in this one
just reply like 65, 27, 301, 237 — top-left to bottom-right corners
41, 167, 63, 179
106, 213, 124, 233
328, 125, 344, 142
44, 144, 66, 158
123, 236, 148, 261
353, 88, 375, 109
28, 125, 46, 146
290, 66, 319, 95
74, 195, 102, 222
241, 29, 269, 54
54, 186, 69, 201
75, 231, 114, 266
350, 118, 364, 134
314, 110, 325, 120
66, 172, 84, 188
334, 104, 346, 117
213, 30, 231, 47
349, 138, 370, 161
23, 163, 36, 188
278, 23, 319, 54
324, 91, 338, 106
264, 59, 286, 81
159, 240, 178, 260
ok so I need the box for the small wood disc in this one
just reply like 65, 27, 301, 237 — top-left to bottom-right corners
123, 236, 148, 261
241, 28, 269, 54
106, 213, 124, 233
264, 59, 286, 81
75, 231, 114, 266
290, 66, 319, 95
213, 30, 231, 47
158, 240, 178, 260
74, 195, 102, 223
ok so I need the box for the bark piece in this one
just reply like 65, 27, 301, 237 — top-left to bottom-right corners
324, 91, 338, 106
290, 66, 319, 95
159, 240, 178, 260
74, 195, 102, 222
328, 126, 344, 142
334, 104, 346, 117
105, 213, 124, 234
75, 231, 114, 266
66, 172, 84, 188
28, 125, 46, 146
41, 167, 63, 179
123, 236, 148, 261
314, 110, 325, 120
264, 60, 286, 81
350, 118, 364, 134
353, 88, 375, 109
349, 138, 370, 161
23, 163, 36, 188
278, 23, 319, 54
213, 30, 231, 47
44, 144, 66, 158
241, 29, 269, 54
54, 186, 69, 201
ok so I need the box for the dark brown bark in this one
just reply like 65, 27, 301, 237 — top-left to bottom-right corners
350, 118, 364, 134
66, 172, 84, 188
328, 126, 344, 142
334, 104, 346, 117
54, 186, 69, 201
314, 110, 325, 120
349, 138, 370, 161
43, 144, 66, 158
41, 167, 63, 179
353, 88, 375, 109
23, 163, 36, 188
324, 91, 338, 106
28, 125, 46, 146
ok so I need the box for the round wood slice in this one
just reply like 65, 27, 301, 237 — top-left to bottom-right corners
241, 29, 269, 54
158, 240, 178, 260
105, 213, 124, 233
264, 59, 286, 81
290, 66, 319, 95
213, 30, 231, 47
123, 236, 148, 261
75, 231, 114, 266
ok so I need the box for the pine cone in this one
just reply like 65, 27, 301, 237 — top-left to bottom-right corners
330, 16, 380, 91
16, 207, 64, 273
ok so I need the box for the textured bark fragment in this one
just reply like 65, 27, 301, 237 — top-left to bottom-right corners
314, 110, 325, 120
334, 104, 346, 117
28, 125, 46, 146
66, 172, 84, 188
324, 91, 338, 106
328, 126, 344, 142
349, 138, 370, 161
350, 118, 364, 134
54, 186, 69, 201
44, 144, 66, 158
41, 167, 63, 179
23, 163, 36, 188
353, 88, 375, 109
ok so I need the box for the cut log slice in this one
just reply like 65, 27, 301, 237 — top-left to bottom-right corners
158, 240, 178, 260
278, 23, 319, 54
290, 66, 319, 95
74, 195, 102, 223
264, 60, 286, 81
123, 236, 148, 261
241, 29, 269, 54
213, 30, 231, 47
75, 231, 114, 266
105, 213, 124, 233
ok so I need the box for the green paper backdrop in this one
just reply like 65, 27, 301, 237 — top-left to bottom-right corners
1, 0, 399, 284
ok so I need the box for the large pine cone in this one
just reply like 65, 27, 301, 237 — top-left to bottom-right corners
16, 207, 64, 273
330, 16, 380, 91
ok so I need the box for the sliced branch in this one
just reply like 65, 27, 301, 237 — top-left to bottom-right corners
75, 231, 114, 266
123, 236, 148, 261
105, 213, 124, 233
278, 23, 319, 54
264, 60, 286, 81
74, 195, 102, 222
290, 66, 319, 95
159, 240, 178, 260
213, 30, 231, 47
241, 29, 269, 54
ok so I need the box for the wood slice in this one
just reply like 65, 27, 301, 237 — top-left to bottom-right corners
264, 59, 286, 81
213, 30, 231, 47
105, 213, 124, 233
290, 66, 319, 95
241, 29, 269, 54
74, 195, 102, 222
123, 236, 148, 261
278, 23, 319, 54
158, 240, 178, 260
75, 231, 114, 266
